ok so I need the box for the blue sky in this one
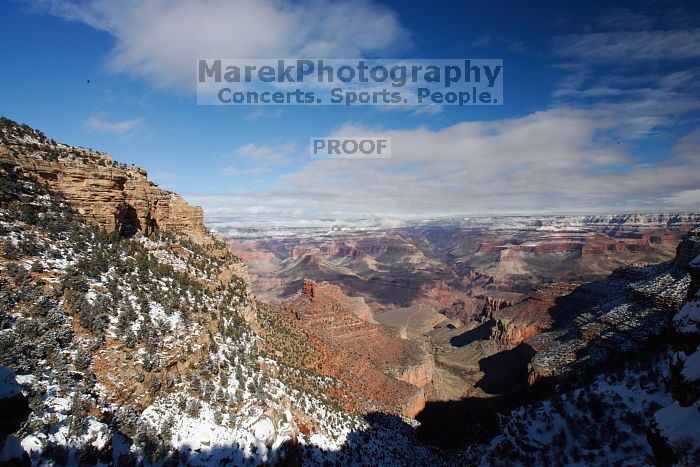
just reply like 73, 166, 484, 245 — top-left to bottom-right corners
1, 0, 699, 226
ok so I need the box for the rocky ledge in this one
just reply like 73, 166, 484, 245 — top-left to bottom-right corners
0, 117, 208, 243
276, 280, 433, 418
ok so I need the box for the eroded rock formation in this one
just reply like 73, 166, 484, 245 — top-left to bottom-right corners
0, 117, 259, 328
426, 245, 694, 401
276, 281, 433, 417
0, 120, 208, 243
648, 231, 700, 464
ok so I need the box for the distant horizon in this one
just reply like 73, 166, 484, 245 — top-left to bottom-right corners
3, 112, 699, 229
206, 211, 700, 231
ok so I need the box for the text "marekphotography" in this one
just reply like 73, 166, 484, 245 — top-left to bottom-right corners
197, 59, 503, 106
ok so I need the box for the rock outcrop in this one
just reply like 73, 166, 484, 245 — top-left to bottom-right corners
0, 117, 259, 329
275, 281, 432, 417
489, 283, 580, 347
426, 247, 694, 400
525, 259, 689, 383
649, 231, 700, 464
0, 118, 208, 243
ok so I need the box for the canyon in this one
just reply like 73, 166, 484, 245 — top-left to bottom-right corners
219, 199, 700, 456
222, 214, 697, 322
1, 117, 698, 464
276, 280, 432, 417
228, 208, 699, 448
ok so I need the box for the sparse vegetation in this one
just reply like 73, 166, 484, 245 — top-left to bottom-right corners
0, 135, 367, 465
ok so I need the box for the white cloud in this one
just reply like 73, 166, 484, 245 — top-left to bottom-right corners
469, 33, 527, 53
84, 115, 142, 134
554, 29, 700, 64
595, 8, 655, 31
409, 105, 442, 117
232, 142, 297, 165
221, 142, 299, 177
244, 206, 270, 214
551, 19, 700, 140
244, 109, 284, 121
35, 0, 409, 91
191, 109, 700, 224
222, 166, 271, 176
660, 189, 700, 207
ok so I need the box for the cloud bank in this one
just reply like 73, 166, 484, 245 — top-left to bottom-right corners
192, 109, 700, 225
32, 0, 409, 91
84, 115, 142, 134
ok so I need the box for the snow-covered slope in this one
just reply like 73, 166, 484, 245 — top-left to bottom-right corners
0, 162, 372, 465
648, 233, 700, 465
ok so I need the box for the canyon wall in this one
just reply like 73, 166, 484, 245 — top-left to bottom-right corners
277, 280, 433, 418
0, 121, 208, 244
0, 118, 259, 327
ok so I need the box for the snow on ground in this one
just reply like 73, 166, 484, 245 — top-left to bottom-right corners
473, 356, 673, 465
0, 365, 22, 398
0, 436, 25, 463
675, 300, 700, 334
654, 402, 700, 447
681, 347, 700, 383
140, 392, 300, 465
